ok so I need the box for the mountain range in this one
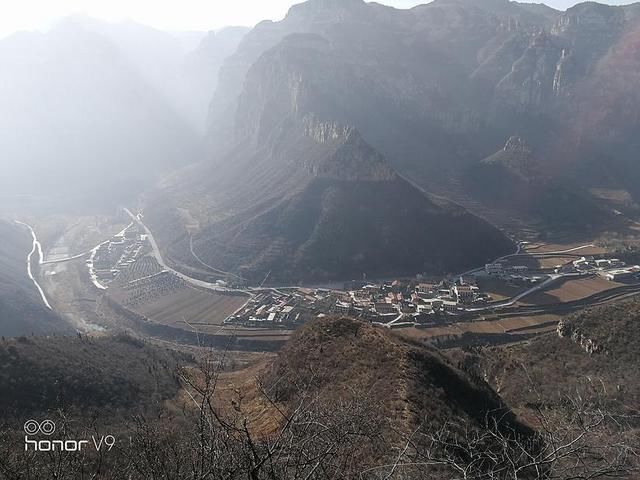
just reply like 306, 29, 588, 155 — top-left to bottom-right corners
4, 0, 640, 281
146, 0, 640, 282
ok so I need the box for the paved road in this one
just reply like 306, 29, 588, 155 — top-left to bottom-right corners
41, 251, 91, 265
124, 208, 251, 296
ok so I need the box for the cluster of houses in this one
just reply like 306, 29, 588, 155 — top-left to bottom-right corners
225, 288, 335, 327
484, 262, 529, 277
224, 277, 500, 328
330, 278, 494, 325
573, 257, 640, 281
483, 261, 546, 287
552, 256, 640, 282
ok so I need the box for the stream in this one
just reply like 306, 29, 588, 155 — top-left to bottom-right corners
14, 220, 53, 310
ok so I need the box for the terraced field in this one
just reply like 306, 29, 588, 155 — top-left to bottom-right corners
114, 255, 163, 284
134, 286, 249, 329
521, 276, 623, 305
398, 314, 561, 342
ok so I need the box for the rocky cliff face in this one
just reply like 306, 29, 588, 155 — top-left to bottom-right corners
149, 3, 519, 283
503, 136, 532, 154
206, 0, 640, 207
301, 117, 396, 182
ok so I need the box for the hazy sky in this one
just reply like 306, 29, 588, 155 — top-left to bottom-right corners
1, 0, 637, 38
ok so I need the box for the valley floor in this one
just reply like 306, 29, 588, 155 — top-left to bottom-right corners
12, 206, 640, 354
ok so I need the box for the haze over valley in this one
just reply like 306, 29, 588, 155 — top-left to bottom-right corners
1, 1, 640, 478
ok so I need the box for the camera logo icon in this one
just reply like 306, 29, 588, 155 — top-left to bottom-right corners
24, 419, 56, 436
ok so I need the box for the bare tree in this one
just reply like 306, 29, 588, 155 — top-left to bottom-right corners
1, 349, 638, 480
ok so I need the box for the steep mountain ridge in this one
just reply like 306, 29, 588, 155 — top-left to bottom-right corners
463, 136, 610, 229
149, 20, 515, 283
202, 0, 640, 230
149, 0, 640, 281
266, 316, 513, 429
157, 111, 512, 283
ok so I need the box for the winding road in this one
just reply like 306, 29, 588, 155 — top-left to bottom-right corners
123, 208, 250, 296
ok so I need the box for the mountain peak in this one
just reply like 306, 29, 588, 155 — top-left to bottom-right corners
286, 0, 367, 22
302, 116, 397, 181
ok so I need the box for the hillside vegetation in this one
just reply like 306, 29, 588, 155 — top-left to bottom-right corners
0, 333, 186, 416
455, 299, 640, 417
1, 317, 636, 478
0, 221, 68, 337
265, 317, 514, 432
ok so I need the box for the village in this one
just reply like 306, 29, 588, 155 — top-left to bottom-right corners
81, 217, 640, 335
226, 275, 509, 329
225, 250, 640, 329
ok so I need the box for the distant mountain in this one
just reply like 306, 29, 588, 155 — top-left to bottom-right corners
0, 18, 215, 207
0, 221, 68, 337
463, 136, 611, 230
182, 117, 511, 283
183, 27, 250, 132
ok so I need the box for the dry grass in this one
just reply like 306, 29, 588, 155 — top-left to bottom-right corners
521, 277, 622, 305
455, 298, 640, 414
523, 242, 607, 256
134, 286, 248, 327
174, 356, 283, 439
535, 256, 576, 269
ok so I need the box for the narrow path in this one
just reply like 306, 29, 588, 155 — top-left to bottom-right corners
465, 274, 564, 312
41, 251, 90, 265
188, 234, 245, 281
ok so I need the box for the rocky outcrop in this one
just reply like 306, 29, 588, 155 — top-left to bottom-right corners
303, 116, 353, 145
302, 116, 396, 181
503, 136, 532, 154
494, 32, 565, 112
557, 319, 604, 355
465, 136, 609, 230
